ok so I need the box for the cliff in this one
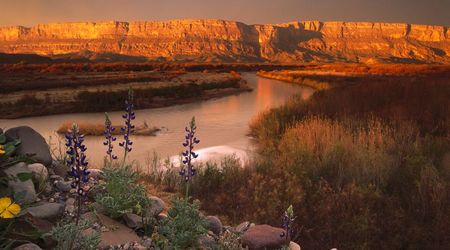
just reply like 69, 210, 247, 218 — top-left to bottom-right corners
0, 19, 448, 63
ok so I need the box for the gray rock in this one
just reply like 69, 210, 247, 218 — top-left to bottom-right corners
206, 216, 223, 236
27, 163, 49, 181
65, 198, 76, 214
14, 243, 42, 250
146, 196, 166, 216
4, 162, 37, 204
290, 241, 301, 250
241, 224, 286, 250
55, 181, 72, 192
26, 202, 64, 220
123, 213, 143, 229
5, 126, 52, 166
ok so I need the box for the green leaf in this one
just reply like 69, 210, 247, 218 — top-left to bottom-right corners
0, 133, 6, 144
17, 172, 33, 182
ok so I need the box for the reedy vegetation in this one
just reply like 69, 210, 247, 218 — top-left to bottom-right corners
150, 70, 450, 249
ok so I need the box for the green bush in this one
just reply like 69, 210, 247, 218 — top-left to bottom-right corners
95, 164, 150, 218
47, 221, 100, 250
160, 199, 208, 249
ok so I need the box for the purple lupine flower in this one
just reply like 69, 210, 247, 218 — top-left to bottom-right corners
119, 87, 135, 162
281, 205, 295, 244
65, 124, 90, 197
179, 117, 200, 182
103, 113, 117, 161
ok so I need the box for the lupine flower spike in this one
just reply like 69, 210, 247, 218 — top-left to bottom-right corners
103, 113, 117, 162
179, 117, 200, 198
119, 87, 135, 164
65, 123, 90, 224
281, 205, 296, 245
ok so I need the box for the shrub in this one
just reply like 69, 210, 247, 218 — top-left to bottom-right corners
159, 198, 208, 249
95, 164, 149, 218
47, 221, 100, 250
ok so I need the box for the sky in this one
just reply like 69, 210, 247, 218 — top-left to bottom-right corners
0, 0, 449, 27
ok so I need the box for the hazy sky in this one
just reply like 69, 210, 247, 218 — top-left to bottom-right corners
0, 0, 449, 27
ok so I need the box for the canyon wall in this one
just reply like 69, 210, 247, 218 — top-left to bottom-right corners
0, 19, 448, 63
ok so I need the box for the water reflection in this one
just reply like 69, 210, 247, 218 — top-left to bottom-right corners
0, 73, 313, 167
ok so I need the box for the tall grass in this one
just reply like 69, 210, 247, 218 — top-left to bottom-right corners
148, 68, 450, 249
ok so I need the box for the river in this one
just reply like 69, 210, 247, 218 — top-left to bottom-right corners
0, 73, 313, 168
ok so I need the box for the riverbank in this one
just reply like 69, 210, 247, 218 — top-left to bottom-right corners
0, 71, 252, 119
257, 64, 450, 90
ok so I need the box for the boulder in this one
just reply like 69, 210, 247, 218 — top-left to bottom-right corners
146, 196, 166, 216
5, 126, 52, 166
241, 224, 287, 250
4, 162, 37, 204
26, 202, 64, 221
27, 163, 48, 181
14, 243, 42, 250
206, 216, 223, 236
123, 213, 143, 229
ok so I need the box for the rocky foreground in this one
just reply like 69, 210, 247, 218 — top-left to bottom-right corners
0, 19, 448, 63
1, 126, 300, 250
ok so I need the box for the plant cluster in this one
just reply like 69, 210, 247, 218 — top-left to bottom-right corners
159, 198, 208, 249
96, 165, 148, 219
47, 220, 100, 250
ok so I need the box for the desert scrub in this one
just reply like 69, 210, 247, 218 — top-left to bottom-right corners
47, 221, 100, 250
159, 198, 208, 249
95, 164, 149, 219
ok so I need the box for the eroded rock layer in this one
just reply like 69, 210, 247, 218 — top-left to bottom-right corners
0, 19, 448, 63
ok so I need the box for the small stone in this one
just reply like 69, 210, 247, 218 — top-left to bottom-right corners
49, 198, 55, 203
123, 213, 143, 229
146, 196, 166, 216
290, 241, 301, 250
206, 216, 223, 236
27, 163, 49, 181
14, 243, 42, 250
65, 198, 76, 213
157, 212, 168, 220
56, 181, 72, 192
89, 168, 104, 179
26, 202, 64, 220
235, 221, 251, 233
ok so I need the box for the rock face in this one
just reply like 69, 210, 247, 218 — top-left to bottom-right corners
0, 19, 448, 63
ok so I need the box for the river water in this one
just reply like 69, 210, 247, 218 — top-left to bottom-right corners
0, 73, 313, 168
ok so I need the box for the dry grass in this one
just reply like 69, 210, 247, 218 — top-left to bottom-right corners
57, 121, 160, 136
